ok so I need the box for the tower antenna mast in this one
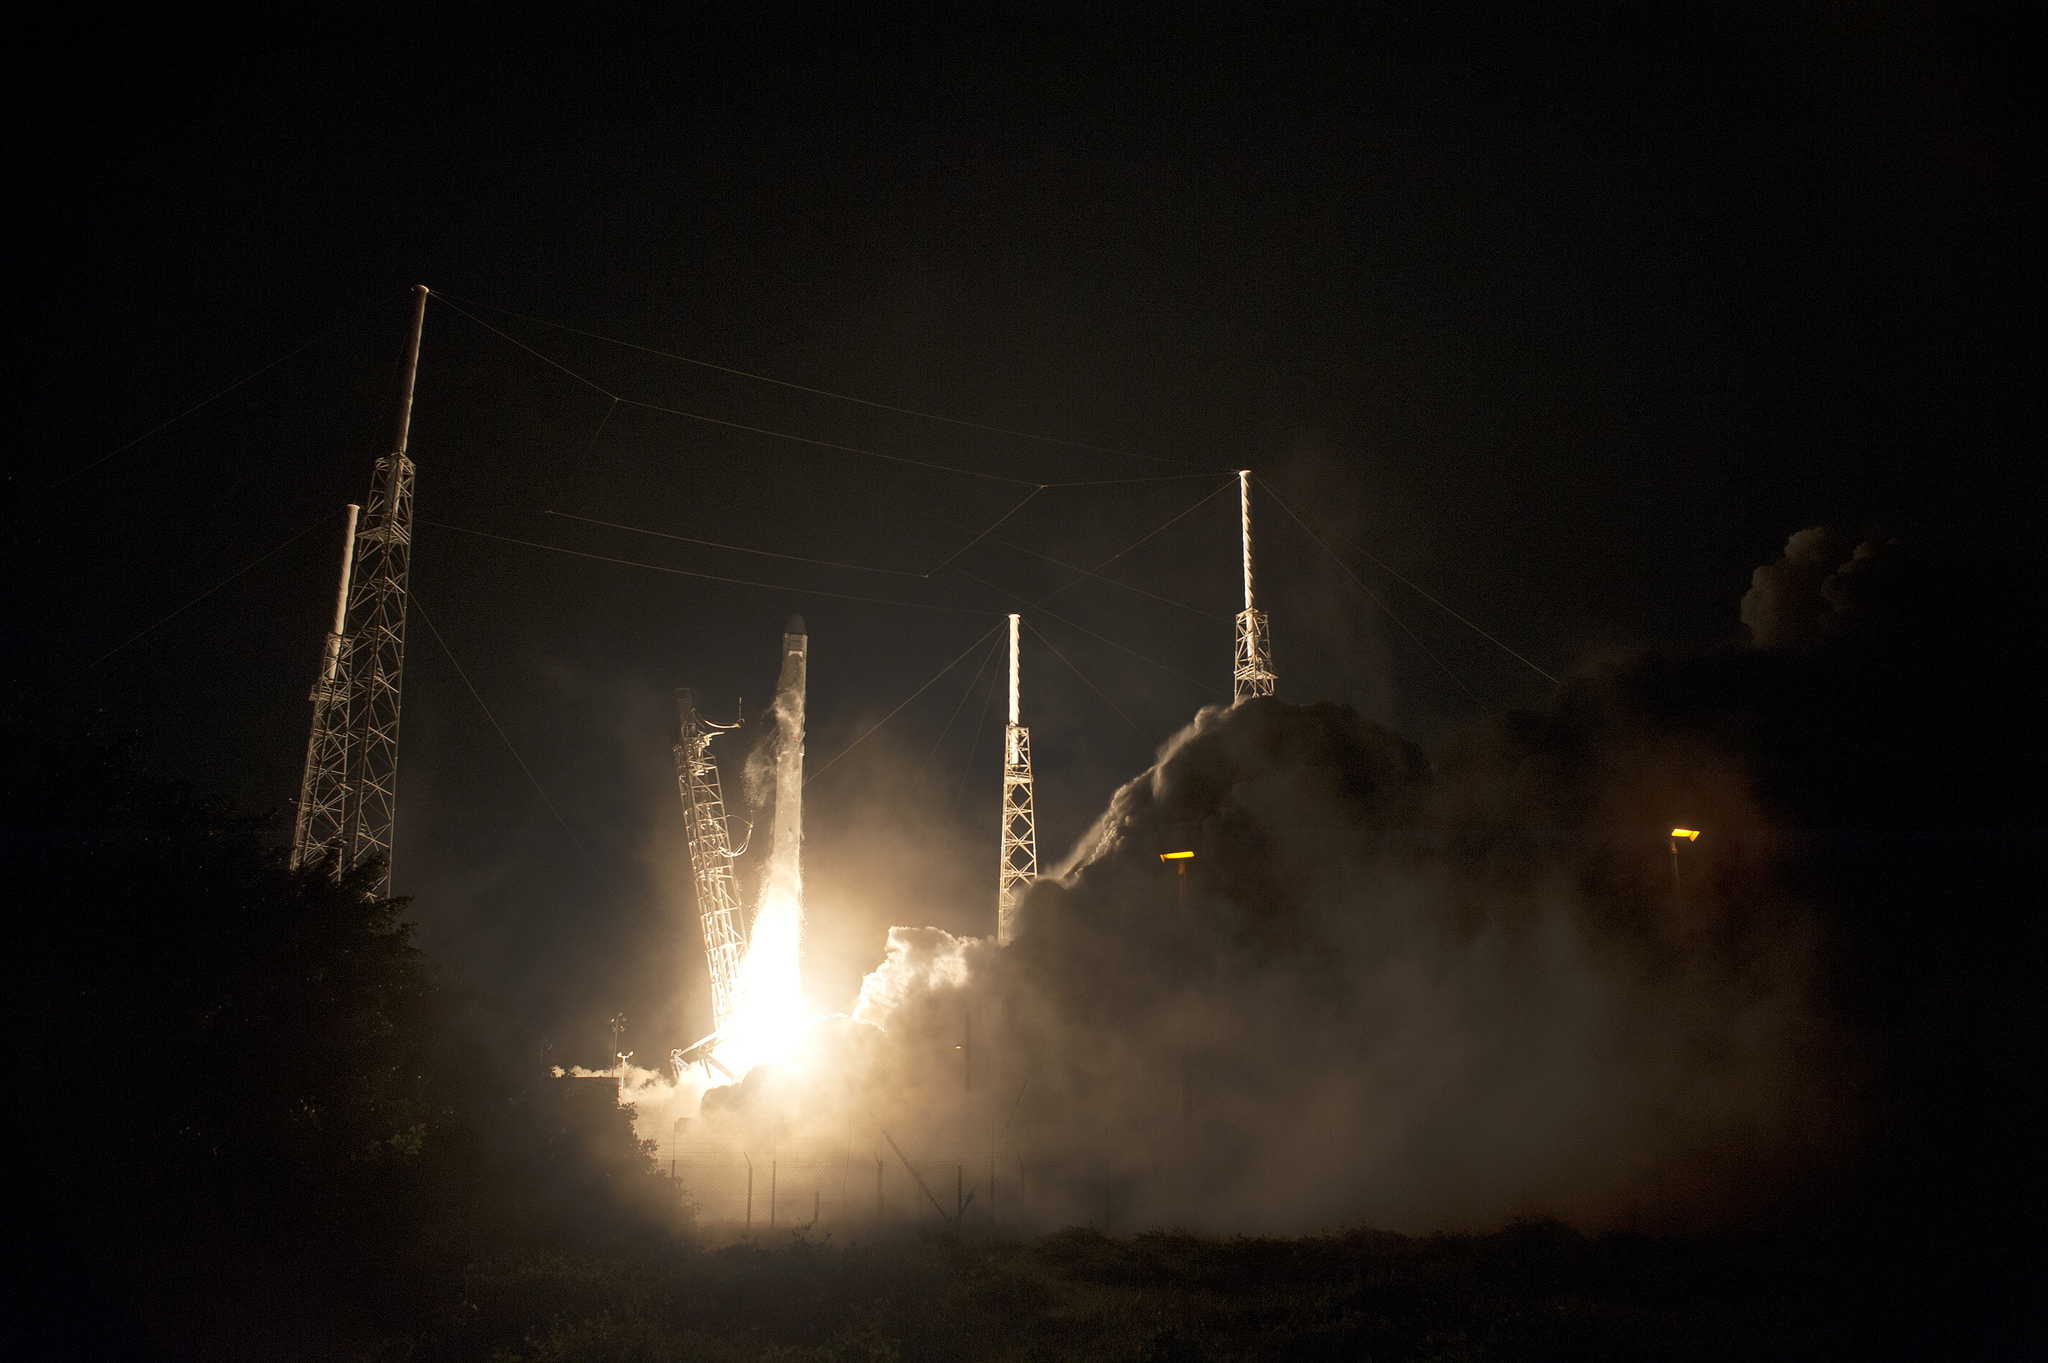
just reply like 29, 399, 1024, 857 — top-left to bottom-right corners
998, 613, 1036, 944
292, 285, 429, 887
1232, 469, 1277, 702
335, 284, 429, 894
290, 502, 360, 869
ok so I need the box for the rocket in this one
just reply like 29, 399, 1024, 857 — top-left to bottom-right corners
771, 615, 807, 877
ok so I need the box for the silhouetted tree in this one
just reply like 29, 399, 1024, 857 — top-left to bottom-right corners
4, 708, 681, 1355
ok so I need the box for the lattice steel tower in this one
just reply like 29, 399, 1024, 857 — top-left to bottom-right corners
290, 502, 360, 869
674, 689, 749, 1038
998, 613, 1036, 945
1232, 469, 1278, 703
292, 285, 428, 893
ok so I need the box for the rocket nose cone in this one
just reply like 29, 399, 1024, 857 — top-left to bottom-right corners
786, 615, 806, 635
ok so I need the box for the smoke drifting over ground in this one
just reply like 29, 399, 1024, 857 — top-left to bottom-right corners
678, 529, 2039, 1238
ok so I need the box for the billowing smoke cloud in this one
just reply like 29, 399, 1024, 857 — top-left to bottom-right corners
1741, 527, 1855, 649
679, 529, 2038, 1238
1740, 526, 1910, 650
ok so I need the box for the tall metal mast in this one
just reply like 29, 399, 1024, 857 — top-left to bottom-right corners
998, 613, 1036, 945
674, 689, 749, 1038
336, 284, 429, 894
1232, 469, 1277, 702
291, 503, 360, 869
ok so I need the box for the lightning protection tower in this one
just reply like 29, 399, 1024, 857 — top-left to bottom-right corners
290, 502, 360, 869
1232, 469, 1278, 703
998, 613, 1036, 945
336, 284, 427, 894
292, 285, 428, 892
674, 689, 749, 1039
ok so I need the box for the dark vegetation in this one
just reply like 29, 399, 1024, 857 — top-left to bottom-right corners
6, 708, 684, 1360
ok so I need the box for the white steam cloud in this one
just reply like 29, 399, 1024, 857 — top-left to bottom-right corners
683, 689, 1849, 1236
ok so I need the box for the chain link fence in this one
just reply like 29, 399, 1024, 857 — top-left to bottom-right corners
661, 1142, 1030, 1229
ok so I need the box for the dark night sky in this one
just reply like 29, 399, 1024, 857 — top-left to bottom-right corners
6, 8, 2030, 1060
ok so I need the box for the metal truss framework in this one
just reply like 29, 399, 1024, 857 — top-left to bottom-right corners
292, 285, 428, 895
291, 504, 360, 871
1232, 470, 1277, 703
674, 688, 750, 1037
336, 443, 416, 895
998, 613, 1035, 945
1233, 608, 1276, 702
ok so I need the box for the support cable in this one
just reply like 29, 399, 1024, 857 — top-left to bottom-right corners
413, 594, 618, 899
1255, 481, 1485, 706
54, 293, 399, 489
1323, 524, 1558, 685
553, 396, 619, 509
949, 657, 1005, 814
1038, 473, 1226, 487
996, 1060, 1037, 1158
434, 294, 1034, 486
436, 297, 1218, 489
877, 1124, 955, 1222
1033, 476, 1239, 606
546, 510, 928, 577
1023, 619, 1158, 748
804, 621, 1008, 788
913, 632, 1004, 789
66, 505, 342, 682
440, 291, 1229, 471
934, 520, 1227, 620
923, 486, 1042, 577
947, 564, 1225, 698
421, 520, 992, 615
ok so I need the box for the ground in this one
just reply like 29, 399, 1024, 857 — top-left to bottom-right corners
382, 1220, 1916, 1363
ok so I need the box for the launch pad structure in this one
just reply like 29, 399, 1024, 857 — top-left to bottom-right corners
291, 501, 359, 867
1233, 469, 1278, 704
291, 284, 429, 896
673, 689, 750, 1045
998, 613, 1035, 946
670, 617, 809, 1078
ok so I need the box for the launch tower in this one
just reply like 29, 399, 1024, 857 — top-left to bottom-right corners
1232, 469, 1278, 703
673, 689, 749, 1040
291, 284, 429, 895
998, 613, 1035, 945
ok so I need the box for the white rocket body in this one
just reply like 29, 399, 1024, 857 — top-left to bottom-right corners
772, 615, 807, 876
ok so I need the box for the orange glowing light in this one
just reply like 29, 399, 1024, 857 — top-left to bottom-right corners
1671, 828, 1700, 841
1160, 851, 1195, 861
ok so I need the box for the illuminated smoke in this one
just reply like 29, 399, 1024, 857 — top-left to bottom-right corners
693, 691, 1845, 1235
673, 535, 2048, 1233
